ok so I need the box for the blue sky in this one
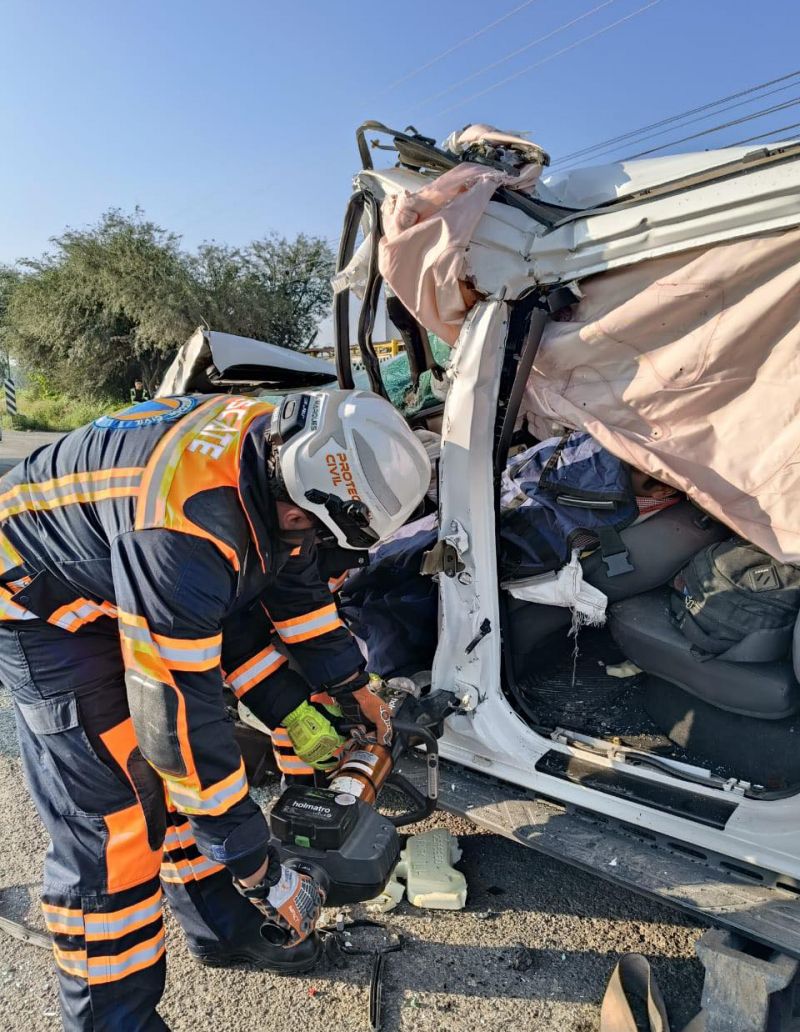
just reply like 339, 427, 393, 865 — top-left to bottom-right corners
2, 0, 797, 270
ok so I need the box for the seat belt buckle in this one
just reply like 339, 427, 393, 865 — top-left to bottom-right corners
596, 527, 634, 578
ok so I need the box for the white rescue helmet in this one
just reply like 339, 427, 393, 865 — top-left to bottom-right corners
271, 389, 432, 549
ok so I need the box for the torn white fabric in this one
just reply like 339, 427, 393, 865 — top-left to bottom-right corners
331, 236, 371, 299
523, 226, 800, 562
505, 550, 608, 627
379, 160, 543, 344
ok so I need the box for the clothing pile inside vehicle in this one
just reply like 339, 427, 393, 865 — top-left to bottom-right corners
339, 427, 800, 791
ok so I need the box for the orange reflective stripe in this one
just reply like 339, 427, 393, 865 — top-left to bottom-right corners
0, 583, 36, 622
163, 823, 196, 852
0, 468, 143, 521
271, 603, 339, 631
86, 928, 165, 985
225, 646, 286, 699
272, 746, 315, 775
289, 545, 302, 557
135, 397, 229, 530
152, 631, 221, 651
151, 630, 221, 672
118, 610, 220, 674
49, 597, 117, 632
270, 728, 292, 747
84, 889, 163, 942
271, 603, 343, 644
274, 758, 315, 774
0, 467, 143, 504
42, 903, 84, 936
0, 529, 24, 575
328, 572, 348, 593
53, 943, 88, 979
160, 855, 225, 884
164, 759, 248, 817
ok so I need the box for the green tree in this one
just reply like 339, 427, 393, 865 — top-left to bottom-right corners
1, 211, 334, 399
0, 266, 22, 379
4, 210, 196, 396
190, 233, 334, 349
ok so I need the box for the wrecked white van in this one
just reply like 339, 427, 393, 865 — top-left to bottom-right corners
335, 122, 800, 955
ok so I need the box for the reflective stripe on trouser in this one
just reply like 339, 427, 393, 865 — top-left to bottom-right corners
0, 620, 259, 1030
159, 806, 263, 949
6, 658, 169, 1027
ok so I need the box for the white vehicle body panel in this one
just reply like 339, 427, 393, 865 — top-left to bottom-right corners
346, 134, 800, 884
359, 142, 800, 296
433, 298, 800, 881
159, 327, 336, 396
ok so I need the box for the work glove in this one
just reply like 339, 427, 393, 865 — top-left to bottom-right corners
236, 859, 326, 948
282, 700, 345, 771
335, 676, 393, 747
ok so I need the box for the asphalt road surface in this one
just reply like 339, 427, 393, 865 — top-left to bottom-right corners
0, 429, 64, 477
0, 427, 706, 1030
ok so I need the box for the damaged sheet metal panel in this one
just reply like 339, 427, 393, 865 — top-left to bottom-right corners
527, 148, 800, 284
158, 326, 336, 395
538, 140, 800, 209
365, 140, 800, 348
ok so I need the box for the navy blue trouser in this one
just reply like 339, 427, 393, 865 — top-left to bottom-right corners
0, 619, 264, 1031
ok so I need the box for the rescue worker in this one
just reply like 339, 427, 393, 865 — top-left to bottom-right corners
0, 388, 430, 1031
130, 378, 150, 404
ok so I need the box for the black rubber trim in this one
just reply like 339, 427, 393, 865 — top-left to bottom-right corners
535, 750, 738, 829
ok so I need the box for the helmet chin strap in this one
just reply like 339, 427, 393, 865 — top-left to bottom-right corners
304, 489, 380, 549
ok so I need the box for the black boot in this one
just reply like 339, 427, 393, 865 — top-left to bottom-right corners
189, 927, 322, 973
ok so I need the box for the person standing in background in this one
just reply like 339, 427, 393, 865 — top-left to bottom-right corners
130, 378, 150, 404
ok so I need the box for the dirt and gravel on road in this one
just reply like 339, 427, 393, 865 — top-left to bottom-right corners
0, 682, 706, 1032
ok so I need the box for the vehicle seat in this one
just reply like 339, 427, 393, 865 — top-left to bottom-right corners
609, 588, 800, 720
506, 502, 730, 670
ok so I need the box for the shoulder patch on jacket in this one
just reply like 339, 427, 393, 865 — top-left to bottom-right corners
94, 397, 199, 430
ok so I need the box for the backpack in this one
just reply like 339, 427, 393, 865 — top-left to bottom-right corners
670, 537, 800, 662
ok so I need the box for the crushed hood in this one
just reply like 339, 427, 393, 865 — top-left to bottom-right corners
158, 327, 337, 396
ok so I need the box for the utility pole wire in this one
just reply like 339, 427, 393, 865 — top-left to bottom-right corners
434, 0, 663, 118
553, 68, 800, 165
552, 77, 800, 169
623, 94, 800, 160
723, 121, 800, 149
415, 0, 618, 110
381, 0, 543, 94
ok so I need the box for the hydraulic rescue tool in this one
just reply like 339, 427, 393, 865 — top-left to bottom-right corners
268, 684, 458, 912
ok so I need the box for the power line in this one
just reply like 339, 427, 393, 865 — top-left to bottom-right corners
415, 0, 617, 110
434, 0, 663, 118
552, 76, 800, 168
723, 121, 800, 148
622, 94, 800, 160
552, 68, 800, 165
382, 0, 544, 94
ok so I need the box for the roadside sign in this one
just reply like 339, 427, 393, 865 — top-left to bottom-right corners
4, 379, 16, 417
